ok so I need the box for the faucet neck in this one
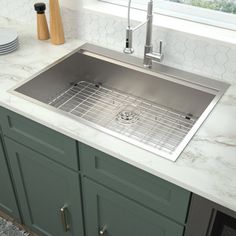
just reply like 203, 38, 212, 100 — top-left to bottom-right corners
147, 0, 153, 15
146, 0, 153, 48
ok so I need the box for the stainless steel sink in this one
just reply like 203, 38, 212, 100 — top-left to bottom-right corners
12, 43, 229, 161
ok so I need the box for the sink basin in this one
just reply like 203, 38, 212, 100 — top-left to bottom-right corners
12, 43, 229, 161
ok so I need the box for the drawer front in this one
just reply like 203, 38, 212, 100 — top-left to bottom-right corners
80, 143, 191, 224
83, 178, 185, 236
0, 107, 78, 170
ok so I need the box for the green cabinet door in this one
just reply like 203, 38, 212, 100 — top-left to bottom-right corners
83, 178, 185, 236
0, 136, 20, 220
5, 137, 84, 236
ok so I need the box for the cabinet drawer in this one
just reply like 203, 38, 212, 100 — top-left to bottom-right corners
0, 107, 78, 170
83, 178, 185, 236
80, 143, 191, 224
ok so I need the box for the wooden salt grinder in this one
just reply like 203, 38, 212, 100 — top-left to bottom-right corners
34, 3, 50, 40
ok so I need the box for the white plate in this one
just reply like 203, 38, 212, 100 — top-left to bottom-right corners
0, 38, 18, 49
0, 49, 18, 55
0, 40, 18, 50
0, 44, 18, 52
0, 45, 18, 53
0, 45, 18, 55
0, 28, 18, 46
0, 43, 18, 51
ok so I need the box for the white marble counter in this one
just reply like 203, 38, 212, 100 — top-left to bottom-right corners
0, 17, 235, 212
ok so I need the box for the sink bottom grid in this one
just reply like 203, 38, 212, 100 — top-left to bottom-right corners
48, 81, 196, 156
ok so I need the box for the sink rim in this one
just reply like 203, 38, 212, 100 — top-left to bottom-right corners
80, 44, 229, 95
9, 43, 230, 162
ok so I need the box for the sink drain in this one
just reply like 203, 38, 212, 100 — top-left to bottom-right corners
116, 105, 140, 125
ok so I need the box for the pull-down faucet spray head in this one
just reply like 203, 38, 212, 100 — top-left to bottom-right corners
124, 0, 134, 54
123, 0, 164, 67
124, 27, 134, 54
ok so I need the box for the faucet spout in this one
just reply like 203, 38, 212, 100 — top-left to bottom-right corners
123, 0, 164, 67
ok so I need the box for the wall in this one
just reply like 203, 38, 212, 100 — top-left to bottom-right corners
1, 0, 236, 84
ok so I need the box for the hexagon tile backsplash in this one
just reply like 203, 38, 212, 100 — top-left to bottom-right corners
0, 0, 236, 84
62, 8, 236, 84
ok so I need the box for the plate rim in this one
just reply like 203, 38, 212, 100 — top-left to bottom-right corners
0, 28, 18, 45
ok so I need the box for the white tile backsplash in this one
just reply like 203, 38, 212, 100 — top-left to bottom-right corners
1, 0, 236, 83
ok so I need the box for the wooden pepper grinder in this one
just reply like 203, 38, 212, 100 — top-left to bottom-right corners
49, 0, 65, 45
34, 3, 50, 40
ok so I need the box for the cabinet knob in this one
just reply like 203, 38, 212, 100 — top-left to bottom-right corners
60, 205, 70, 232
99, 226, 107, 235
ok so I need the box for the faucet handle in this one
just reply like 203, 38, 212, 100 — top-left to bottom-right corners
144, 40, 164, 67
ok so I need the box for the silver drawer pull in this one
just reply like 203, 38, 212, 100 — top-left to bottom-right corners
60, 205, 70, 232
99, 226, 107, 235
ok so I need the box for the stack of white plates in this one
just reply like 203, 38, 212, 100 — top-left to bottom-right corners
0, 28, 19, 55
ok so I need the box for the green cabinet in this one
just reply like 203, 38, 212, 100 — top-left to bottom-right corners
0, 107, 78, 170
80, 143, 191, 224
0, 133, 20, 220
83, 178, 185, 236
0, 107, 192, 236
4, 137, 84, 236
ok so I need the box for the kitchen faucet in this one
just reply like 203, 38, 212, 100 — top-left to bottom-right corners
124, 0, 164, 68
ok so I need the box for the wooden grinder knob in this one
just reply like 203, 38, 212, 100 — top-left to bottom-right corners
34, 3, 50, 40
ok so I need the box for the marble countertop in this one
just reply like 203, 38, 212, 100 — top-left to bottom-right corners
0, 17, 235, 212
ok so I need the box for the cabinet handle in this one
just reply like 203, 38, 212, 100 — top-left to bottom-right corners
99, 226, 107, 235
60, 205, 70, 232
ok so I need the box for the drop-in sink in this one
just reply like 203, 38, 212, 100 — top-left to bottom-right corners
12, 43, 229, 161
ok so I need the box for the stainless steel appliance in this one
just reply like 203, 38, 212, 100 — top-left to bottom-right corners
186, 195, 236, 236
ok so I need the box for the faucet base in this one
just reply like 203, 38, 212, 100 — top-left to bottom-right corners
143, 63, 152, 69
123, 47, 134, 54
